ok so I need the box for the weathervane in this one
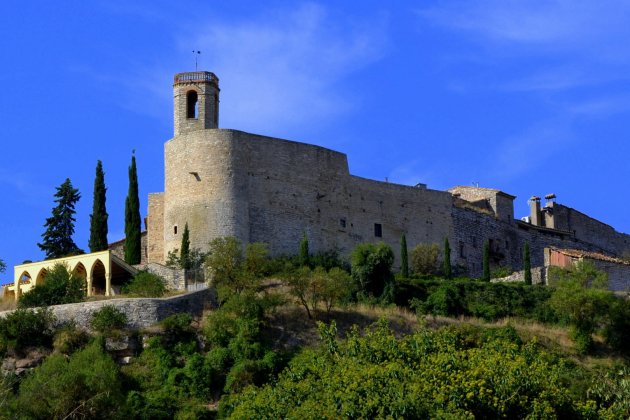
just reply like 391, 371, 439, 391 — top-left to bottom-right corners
192, 50, 201, 71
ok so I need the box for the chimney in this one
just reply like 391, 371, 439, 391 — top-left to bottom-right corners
529, 196, 542, 226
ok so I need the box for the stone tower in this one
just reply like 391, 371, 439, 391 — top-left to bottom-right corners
173, 71, 220, 136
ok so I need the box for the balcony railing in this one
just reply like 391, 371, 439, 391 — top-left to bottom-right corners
174, 72, 217, 84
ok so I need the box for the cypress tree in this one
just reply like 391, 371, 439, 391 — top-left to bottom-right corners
38, 178, 81, 259
443, 237, 452, 279
523, 242, 532, 285
482, 240, 490, 282
400, 234, 409, 278
124, 153, 142, 264
299, 232, 310, 267
88, 160, 109, 252
180, 222, 191, 270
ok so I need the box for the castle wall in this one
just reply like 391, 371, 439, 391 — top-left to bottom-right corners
147, 193, 164, 263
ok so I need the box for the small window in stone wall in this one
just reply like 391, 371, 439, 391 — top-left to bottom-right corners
186, 90, 198, 119
374, 223, 382, 237
174, 225, 178, 235
340, 218, 346, 229
459, 241, 465, 258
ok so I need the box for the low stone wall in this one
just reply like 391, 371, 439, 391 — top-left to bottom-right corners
144, 262, 187, 290
0, 288, 216, 331
492, 267, 546, 285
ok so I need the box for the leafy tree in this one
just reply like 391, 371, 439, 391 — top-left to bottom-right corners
88, 160, 109, 252
410, 243, 440, 275
443, 237, 452, 279
14, 341, 125, 419
0, 308, 54, 356
523, 242, 532, 285
38, 178, 81, 259
482, 240, 490, 282
90, 305, 128, 333
18, 263, 85, 308
122, 271, 166, 297
400, 234, 409, 278
285, 266, 354, 319
244, 242, 269, 279
350, 242, 394, 297
299, 232, 310, 267
0, 258, 5, 274
180, 222, 191, 270
124, 153, 142, 264
166, 247, 206, 271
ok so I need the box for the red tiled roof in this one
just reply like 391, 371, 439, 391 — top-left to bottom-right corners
553, 248, 630, 266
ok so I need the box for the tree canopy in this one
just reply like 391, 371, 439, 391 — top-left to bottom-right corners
124, 154, 142, 264
38, 178, 81, 259
88, 160, 109, 252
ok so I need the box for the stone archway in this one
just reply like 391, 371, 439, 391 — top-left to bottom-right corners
34, 269, 47, 286
91, 259, 107, 295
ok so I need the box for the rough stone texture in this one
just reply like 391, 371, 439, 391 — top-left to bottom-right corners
2, 288, 217, 331
144, 262, 186, 290
492, 267, 546, 285
147, 193, 165, 264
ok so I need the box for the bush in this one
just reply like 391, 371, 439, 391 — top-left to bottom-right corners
0, 308, 55, 356
18, 263, 85, 308
90, 305, 128, 333
351, 242, 394, 298
123, 271, 167, 297
410, 243, 440, 275
53, 322, 90, 355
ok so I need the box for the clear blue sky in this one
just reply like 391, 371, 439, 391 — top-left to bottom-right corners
1, 1, 629, 281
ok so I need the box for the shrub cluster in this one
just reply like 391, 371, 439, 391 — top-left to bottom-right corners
122, 271, 166, 297
18, 263, 85, 308
0, 308, 55, 356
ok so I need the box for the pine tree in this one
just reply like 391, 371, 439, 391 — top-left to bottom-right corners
482, 240, 490, 282
38, 178, 81, 259
88, 160, 109, 252
124, 154, 142, 264
400, 234, 409, 278
523, 242, 532, 285
299, 232, 310, 267
180, 222, 191, 270
443, 237, 452, 279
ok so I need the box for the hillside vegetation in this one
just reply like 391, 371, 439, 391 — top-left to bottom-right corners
0, 237, 629, 419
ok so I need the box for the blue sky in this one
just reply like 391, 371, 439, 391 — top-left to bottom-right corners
1, 0, 629, 281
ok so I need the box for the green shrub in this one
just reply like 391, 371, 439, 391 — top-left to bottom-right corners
351, 242, 394, 298
18, 263, 85, 308
90, 305, 128, 333
123, 271, 167, 297
410, 243, 440, 275
53, 322, 90, 355
0, 308, 55, 356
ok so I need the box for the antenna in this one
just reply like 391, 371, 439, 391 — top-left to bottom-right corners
192, 50, 201, 71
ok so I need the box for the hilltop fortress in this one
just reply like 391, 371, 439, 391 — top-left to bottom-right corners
146, 71, 630, 280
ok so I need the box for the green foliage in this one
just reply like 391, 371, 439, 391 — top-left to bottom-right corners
351, 242, 394, 298
285, 266, 354, 319
221, 321, 597, 418
244, 242, 269, 279
124, 153, 142, 264
400, 234, 409, 278
0, 308, 54, 356
90, 305, 128, 333
38, 178, 81, 259
18, 263, 85, 308
548, 262, 614, 354
443, 237, 452, 279
180, 222, 191, 270
166, 247, 206, 271
14, 341, 125, 419
400, 279, 556, 323
53, 321, 90, 355
0, 258, 5, 274
123, 271, 167, 297
299, 232, 309, 267
523, 242, 532, 285
89, 160, 109, 253
410, 243, 440, 275
491, 266, 513, 279
205, 236, 245, 292
482, 240, 490, 282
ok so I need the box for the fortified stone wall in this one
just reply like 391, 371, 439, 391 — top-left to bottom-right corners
147, 193, 164, 264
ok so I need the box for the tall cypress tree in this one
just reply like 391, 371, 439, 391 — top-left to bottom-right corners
443, 237, 452, 279
299, 232, 310, 267
38, 178, 81, 259
523, 242, 532, 285
124, 153, 142, 264
400, 234, 409, 278
482, 240, 490, 282
88, 160, 109, 253
180, 222, 191, 270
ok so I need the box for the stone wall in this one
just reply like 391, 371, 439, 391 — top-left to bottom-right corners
492, 267, 546, 285
24, 288, 216, 331
147, 193, 164, 264
109, 231, 148, 266
144, 262, 186, 290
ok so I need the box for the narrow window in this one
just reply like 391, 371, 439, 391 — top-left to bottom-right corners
340, 218, 346, 228
186, 90, 198, 119
374, 223, 382, 238
459, 241, 465, 258
174, 225, 178, 235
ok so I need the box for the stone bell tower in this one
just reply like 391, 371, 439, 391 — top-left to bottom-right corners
173, 71, 220, 136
